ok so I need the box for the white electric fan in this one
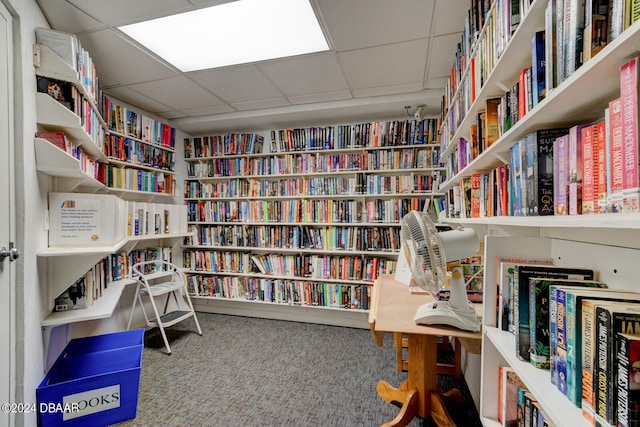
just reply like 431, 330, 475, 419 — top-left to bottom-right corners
399, 210, 481, 332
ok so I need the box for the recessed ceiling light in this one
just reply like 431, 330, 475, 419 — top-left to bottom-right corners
118, 0, 330, 72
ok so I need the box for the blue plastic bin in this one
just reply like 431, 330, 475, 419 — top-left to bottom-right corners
36, 329, 145, 427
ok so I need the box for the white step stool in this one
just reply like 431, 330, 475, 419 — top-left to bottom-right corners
127, 261, 202, 354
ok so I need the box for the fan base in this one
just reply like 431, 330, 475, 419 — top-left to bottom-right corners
414, 301, 480, 332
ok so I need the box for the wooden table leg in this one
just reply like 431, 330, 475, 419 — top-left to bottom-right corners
376, 333, 460, 427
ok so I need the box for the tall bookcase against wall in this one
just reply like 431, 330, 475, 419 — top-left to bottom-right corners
182, 120, 445, 326
437, 0, 640, 426
32, 32, 190, 365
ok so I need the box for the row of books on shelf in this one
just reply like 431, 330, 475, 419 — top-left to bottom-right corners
36, 27, 98, 104
47, 192, 187, 247
494, 256, 640, 426
37, 73, 176, 150
182, 250, 396, 283
182, 119, 441, 159
185, 148, 441, 179
37, 130, 176, 195
183, 173, 443, 199
35, 26, 178, 150
449, 55, 640, 218
185, 197, 429, 224
95, 163, 175, 195
442, 0, 638, 152
497, 364, 556, 427
52, 247, 172, 312
103, 134, 174, 171
36, 131, 97, 175
185, 274, 372, 310
184, 224, 401, 253
443, 0, 529, 142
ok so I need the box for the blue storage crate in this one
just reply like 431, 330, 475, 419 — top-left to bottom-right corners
36, 329, 144, 427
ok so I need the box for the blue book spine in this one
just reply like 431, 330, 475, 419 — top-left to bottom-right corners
556, 288, 568, 395
531, 30, 546, 107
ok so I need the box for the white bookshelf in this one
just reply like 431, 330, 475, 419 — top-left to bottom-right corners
438, 1, 640, 426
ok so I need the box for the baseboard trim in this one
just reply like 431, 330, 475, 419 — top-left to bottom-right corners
192, 297, 369, 329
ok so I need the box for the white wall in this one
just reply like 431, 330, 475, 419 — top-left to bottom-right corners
7, 1, 51, 426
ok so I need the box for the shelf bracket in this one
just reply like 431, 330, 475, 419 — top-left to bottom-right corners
492, 152, 509, 165
495, 80, 510, 93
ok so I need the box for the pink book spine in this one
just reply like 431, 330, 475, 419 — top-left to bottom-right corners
609, 98, 624, 212
620, 57, 640, 212
554, 135, 569, 215
595, 120, 607, 213
569, 124, 585, 215
581, 125, 596, 214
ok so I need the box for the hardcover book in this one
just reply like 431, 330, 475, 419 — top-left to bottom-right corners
485, 97, 501, 147
497, 257, 553, 332
593, 302, 640, 426
53, 276, 88, 311
514, 265, 595, 361
554, 134, 570, 215
568, 124, 588, 215
619, 57, 640, 213
527, 127, 570, 216
529, 278, 605, 370
616, 332, 640, 427
609, 97, 624, 213
563, 287, 640, 406
531, 30, 546, 107
35, 131, 67, 153
581, 124, 597, 214
498, 365, 526, 427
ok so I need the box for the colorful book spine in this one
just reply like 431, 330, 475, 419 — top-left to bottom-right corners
582, 299, 599, 424
620, 57, 640, 213
531, 30, 546, 107
616, 332, 640, 427
582, 124, 596, 214
556, 287, 569, 395
609, 97, 624, 213
594, 304, 640, 426
554, 134, 570, 215
594, 120, 607, 213
569, 124, 588, 215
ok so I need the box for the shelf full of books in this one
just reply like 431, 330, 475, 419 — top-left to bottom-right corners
437, 1, 640, 427
182, 119, 445, 316
33, 26, 186, 337
34, 28, 178, 198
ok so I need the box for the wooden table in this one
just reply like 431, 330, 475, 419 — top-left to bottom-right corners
368, 275, 482, 427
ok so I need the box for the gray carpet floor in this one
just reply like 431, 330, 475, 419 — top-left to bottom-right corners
113, 312, 481, 427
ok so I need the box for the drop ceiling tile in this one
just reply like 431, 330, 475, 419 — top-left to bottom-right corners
104, 87, 173, 115
425, 76, 449, 90
432, 0, 469, 36
288, 90, 352, 105
352, 83, 424, 98
258, 53, 349, 96
426, 33, 461, 82
231, 98, 292, 111
67, 0, 194, 26
126, 76, 224, 110
180, 103, 237, 116
158, 110, 188, 120
77, 29, 178, 86
338, 39, 429, 89
316, 0, 435, 51
36, 0, 103, 33
188, 65, 284, 103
